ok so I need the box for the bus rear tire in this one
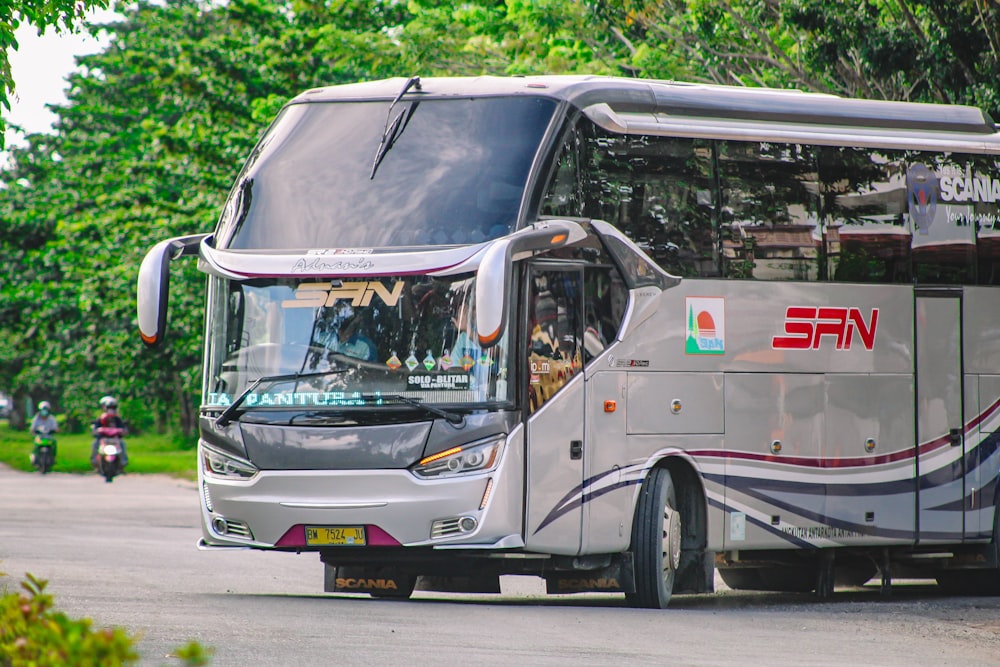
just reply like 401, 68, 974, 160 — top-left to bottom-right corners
626, 467, 681, 609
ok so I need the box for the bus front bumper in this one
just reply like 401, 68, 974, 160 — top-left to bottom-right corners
198, 466, 522, 550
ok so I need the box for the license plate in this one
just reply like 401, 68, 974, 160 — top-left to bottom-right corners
305, 526, 366, 546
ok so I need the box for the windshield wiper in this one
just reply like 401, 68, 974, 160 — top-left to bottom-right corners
369, 75, 421, 180
215, 369, 349, 427
363, 393, 465, 427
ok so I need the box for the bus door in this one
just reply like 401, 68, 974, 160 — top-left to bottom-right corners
915, 288, 967, 541
523, 262, 586, 555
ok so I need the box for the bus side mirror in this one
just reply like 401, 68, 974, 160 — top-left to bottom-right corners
475, 220, 586, 348
137, 234, 208, 347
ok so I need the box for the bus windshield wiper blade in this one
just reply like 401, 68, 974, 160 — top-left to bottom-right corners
363, 393, 465, 426
215, 369, 349, 427
369, 75, 421, 180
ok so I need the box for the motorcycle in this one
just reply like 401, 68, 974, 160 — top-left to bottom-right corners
31, 431, 56, 474
95, 426, 125, 482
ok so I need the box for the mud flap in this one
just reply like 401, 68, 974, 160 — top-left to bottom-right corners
324, 564, 413, 595
544, 555, 635, 594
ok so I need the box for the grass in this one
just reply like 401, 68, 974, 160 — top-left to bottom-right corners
0, 420, 197, 480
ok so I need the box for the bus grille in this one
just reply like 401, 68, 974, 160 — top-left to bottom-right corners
430, 518, 464, 539
223, 520, 254, 540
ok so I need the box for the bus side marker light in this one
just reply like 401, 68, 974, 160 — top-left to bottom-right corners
480, 478, 494, 510
770, 440, 782, 454
864, 438, 877, 452
604, 400, 616, 413
670, 399, 682, 414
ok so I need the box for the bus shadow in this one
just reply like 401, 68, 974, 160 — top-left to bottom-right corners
218, 580, 984, 611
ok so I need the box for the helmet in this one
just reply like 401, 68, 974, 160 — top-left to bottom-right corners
38, 401, 51, 413
99, 395, 118, 410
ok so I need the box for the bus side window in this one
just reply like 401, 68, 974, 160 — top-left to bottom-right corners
821, 146, 913, 284
583, 268, 627, 361
527, 269, 583, 415
541, 121, 718, 278
718, 141, 822, 281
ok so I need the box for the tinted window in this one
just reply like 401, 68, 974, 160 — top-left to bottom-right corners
717, 141, 822, 280
822, 148, 992, 284
973, 155, 1000, 284
819, 146, 912, 283
541, 118, 1000, 285
218, 97, 557, 250
538, 235, 629, 362
541, 121, 717, 277
527, 267, 583, 415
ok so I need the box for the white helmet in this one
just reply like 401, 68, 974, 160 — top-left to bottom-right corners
38, 401, 51, 412
99, 395, 118, 410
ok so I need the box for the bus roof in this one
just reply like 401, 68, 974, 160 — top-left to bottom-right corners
290, 75, 997, 137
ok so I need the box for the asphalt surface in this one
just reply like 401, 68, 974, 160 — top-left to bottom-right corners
3, 465, 1000, 666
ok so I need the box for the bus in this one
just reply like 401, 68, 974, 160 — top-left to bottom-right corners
138, 75, 1000, 607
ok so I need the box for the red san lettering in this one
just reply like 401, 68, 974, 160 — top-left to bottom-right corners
771, 307, 816, 349
814, 308, 848, 348
847, 308, 878, 350
772, 307, 879, 351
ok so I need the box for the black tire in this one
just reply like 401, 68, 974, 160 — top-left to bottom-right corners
626, 467, 681, 609
39, 452, 52, 475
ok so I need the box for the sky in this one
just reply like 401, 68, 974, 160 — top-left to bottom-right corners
3, 9, 117, 149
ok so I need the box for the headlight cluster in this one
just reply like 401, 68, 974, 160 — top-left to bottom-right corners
411, 436, 504, 478
202, 446, 258, 480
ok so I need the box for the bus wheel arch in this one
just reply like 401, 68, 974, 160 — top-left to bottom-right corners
626, 457, 710, 609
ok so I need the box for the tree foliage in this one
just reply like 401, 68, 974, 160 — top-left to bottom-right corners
0, 0, 415, 434
1, 0, 113, 146
2, 0, 999, 435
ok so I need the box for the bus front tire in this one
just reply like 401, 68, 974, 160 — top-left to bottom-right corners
626, 467, 681, 609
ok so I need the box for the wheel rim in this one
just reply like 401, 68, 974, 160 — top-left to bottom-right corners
663, 504, 682, 574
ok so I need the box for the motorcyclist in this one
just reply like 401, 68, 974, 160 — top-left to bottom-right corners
30, 400, 59, 465
91, 395, 129, 469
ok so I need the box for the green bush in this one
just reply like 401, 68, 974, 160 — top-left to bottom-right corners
0, 573, 212, 666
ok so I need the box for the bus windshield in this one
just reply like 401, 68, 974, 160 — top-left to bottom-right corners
216, 96, 558, 250
204, 273, 512, 415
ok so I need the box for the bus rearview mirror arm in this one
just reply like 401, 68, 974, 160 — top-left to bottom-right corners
475, 220, 586, 348
137, 233, 209, 347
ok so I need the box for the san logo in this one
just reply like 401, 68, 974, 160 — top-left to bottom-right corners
282, 280, 404, 308
772, 306, 878, 351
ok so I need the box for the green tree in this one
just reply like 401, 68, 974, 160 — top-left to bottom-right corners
0, 0, 113, 147
0, 0, 414, 434
5, 0, 1000, 436
783, 0, 1000, 117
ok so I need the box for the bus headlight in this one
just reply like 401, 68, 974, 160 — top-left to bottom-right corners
202, 446, 258, 480
411, 436, 504, 479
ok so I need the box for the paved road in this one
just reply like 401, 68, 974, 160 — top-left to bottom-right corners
2, 465, 1000, 666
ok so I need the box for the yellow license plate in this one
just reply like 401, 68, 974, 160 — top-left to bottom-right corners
305, 526, 366, 546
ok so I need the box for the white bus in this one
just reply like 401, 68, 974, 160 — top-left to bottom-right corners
138, 76, 1000, 607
